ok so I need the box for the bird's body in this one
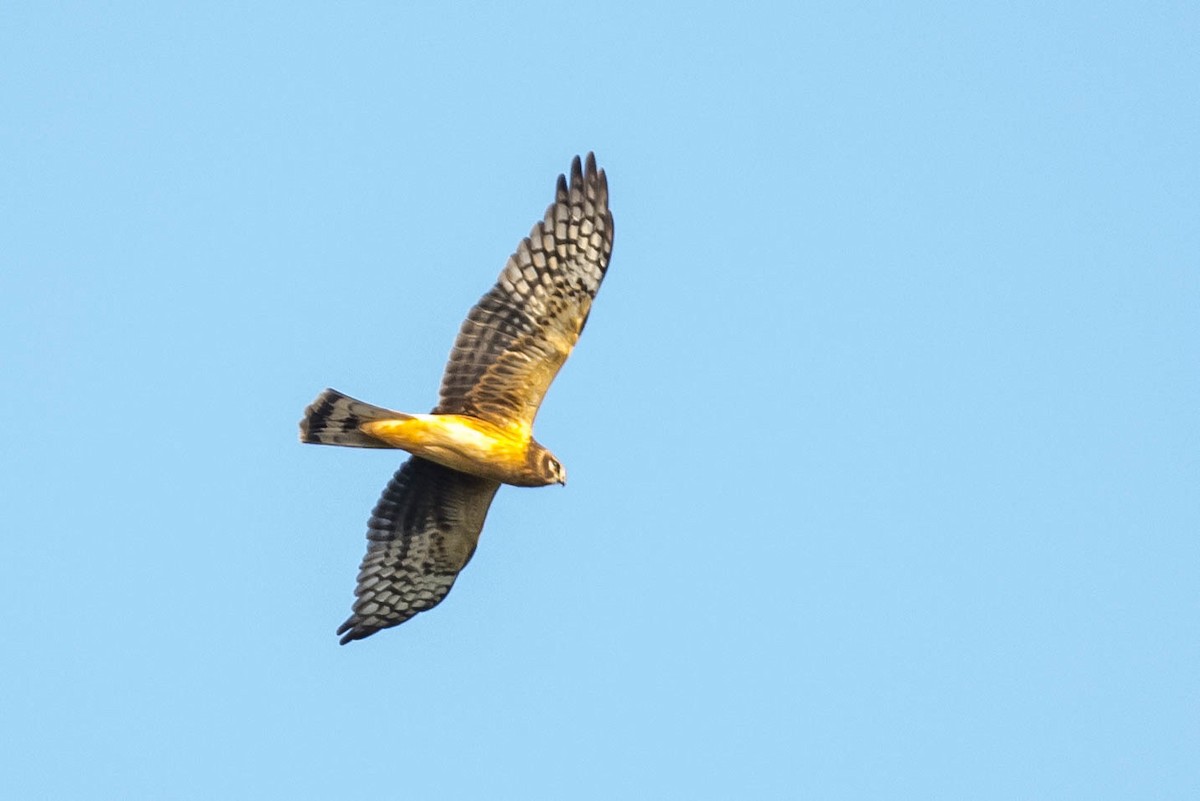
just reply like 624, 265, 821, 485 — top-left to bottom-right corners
305, 395, 559, 487
300, 153, 613, 643
361, 414, 534, 484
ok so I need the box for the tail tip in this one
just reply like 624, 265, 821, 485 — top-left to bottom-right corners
299, 388, 352, 444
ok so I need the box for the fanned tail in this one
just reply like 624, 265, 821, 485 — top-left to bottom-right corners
299, 389, 408, 448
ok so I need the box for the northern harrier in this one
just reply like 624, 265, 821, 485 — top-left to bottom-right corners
300, 154, 613, 644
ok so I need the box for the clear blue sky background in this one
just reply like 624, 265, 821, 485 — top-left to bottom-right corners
2, 2, 1197, 798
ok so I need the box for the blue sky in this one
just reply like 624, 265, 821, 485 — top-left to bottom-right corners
2, 2, 1197, 798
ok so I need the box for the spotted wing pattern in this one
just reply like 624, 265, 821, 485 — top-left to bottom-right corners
435, 153, 614, 431
336, 457, 501, 644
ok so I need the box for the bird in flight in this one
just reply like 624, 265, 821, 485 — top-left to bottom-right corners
300, 153, 614, 644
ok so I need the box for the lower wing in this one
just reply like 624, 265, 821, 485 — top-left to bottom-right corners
337, 456, 501, 644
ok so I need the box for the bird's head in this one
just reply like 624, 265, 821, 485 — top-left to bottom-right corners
536, 449, 567, 487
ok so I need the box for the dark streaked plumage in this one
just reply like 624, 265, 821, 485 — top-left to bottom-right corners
437, 153, 612, 429
335, 458, 500, 644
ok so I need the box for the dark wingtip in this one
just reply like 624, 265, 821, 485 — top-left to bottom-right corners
336, 619, 364, 645
576, 152, 607, 202
559, 153, 605, 199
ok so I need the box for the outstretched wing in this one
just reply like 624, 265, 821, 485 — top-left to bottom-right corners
337, 457, 501, 644
435, 153, 614, 431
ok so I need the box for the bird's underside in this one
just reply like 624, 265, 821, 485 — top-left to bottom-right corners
300, 153, 613, 644
301, 391, 558, 487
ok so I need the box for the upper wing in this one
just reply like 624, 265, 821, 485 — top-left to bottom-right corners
434, 153, 614, 431
337, 457, 501, 644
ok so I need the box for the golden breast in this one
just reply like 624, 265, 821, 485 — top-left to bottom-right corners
360, 414, 537, 484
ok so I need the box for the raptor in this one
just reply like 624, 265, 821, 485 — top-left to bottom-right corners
300, 153, 613, 644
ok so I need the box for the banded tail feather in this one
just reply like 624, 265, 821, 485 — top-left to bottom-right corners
299, 389, 409, 448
